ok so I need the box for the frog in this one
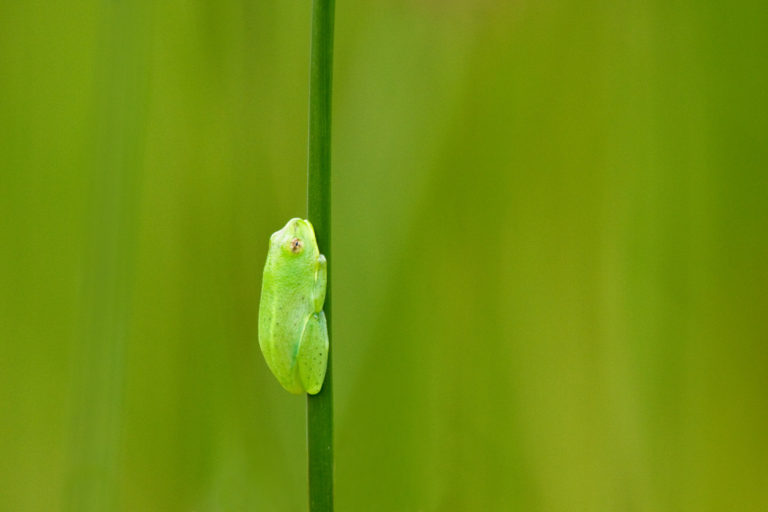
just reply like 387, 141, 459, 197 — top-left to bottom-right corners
258, 218, 328, 394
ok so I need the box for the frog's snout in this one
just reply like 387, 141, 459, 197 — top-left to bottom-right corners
285, 217, 304, 231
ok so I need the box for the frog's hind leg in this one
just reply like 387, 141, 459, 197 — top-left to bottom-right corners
297, 311, 329, 395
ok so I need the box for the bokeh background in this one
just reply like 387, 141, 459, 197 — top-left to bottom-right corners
1, 1, 767, 510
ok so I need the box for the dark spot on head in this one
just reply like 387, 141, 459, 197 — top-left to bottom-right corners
290, 238, 304, 254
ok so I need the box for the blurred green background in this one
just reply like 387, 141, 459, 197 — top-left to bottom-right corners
1, 1, 767, 510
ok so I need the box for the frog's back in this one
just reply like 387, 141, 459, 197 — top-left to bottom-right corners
258, 254, 314, 393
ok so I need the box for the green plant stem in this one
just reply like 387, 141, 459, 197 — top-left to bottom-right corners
306, 0, 334, 510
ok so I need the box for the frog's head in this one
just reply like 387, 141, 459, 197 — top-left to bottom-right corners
268, 218, 318, 261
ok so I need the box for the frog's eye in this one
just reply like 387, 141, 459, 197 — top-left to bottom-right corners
289, 238, 304, 254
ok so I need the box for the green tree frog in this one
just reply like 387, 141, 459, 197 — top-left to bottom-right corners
258, 218, 328, 394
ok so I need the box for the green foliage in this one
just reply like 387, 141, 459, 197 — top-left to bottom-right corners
1, 1, 767, 511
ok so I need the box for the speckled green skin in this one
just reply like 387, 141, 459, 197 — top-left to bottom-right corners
258, 218, 328, 394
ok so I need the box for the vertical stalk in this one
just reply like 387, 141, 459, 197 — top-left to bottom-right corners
306, 0, 334, 510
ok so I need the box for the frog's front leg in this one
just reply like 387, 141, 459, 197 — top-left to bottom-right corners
297, 311, 329, 394
312, 254, 327, 313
